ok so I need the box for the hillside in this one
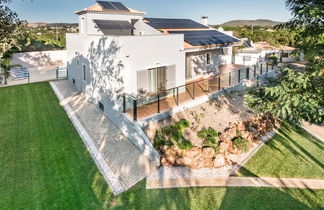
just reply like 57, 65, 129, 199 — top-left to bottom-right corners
221, 19, 283, 27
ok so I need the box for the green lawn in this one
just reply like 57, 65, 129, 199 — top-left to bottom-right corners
237, 121, 324, 179
0, 83, 323, 209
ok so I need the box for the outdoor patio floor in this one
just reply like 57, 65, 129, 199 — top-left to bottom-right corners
126, 64, 252, 120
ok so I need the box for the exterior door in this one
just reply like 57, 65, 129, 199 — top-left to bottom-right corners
157, 67, 166, 92
148, 67, 167, 93
185, 56, 192, 81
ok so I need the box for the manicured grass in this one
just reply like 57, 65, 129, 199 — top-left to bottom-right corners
237, 121, 324, 179
0, 83, 323, 209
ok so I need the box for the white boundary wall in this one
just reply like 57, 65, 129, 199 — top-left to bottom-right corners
11, 50, 67, 68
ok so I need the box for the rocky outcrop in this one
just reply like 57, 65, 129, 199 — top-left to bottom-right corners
158, 113, 278, 169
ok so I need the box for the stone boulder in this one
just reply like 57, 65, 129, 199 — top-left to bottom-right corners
213, 154, 226, 168
226, 153, 239, 164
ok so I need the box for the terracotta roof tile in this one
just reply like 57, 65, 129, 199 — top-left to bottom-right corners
75, 3, 145, 15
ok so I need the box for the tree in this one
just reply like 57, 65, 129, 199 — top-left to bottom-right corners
245, 0, 324, 125
0, 54, 21, 85
0, 0, 27, 58
245, 68, 323, 124
276, 0, 324, 60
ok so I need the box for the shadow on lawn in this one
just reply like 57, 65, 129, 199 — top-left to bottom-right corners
89, 166, 321, 209
275, 122, 324, 170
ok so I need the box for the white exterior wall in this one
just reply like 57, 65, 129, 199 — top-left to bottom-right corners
281, 50, 298, 63
235, 52, 261, 66
78, 12, 144, 35
186, 47, 232, 80
133, 20, 162, 36
10, 50, 67, 68
66, 33, 184, 111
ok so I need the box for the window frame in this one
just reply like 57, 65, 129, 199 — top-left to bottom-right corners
206, 52, 212, 65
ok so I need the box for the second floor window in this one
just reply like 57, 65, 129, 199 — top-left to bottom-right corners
206, 52, 211, 65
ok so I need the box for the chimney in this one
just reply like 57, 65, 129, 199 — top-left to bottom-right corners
201, 16, 208, 26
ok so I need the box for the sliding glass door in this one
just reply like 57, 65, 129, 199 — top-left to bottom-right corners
148, 67, 166, 93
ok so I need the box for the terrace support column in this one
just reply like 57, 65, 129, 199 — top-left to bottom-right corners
193, 83, 195, 99
123, 95, 126, 113
229, 72, 232, 86
254, 65, 257, 78
133, 99, 137, 121
157, 94, 160, 113
260, 64, 263, 75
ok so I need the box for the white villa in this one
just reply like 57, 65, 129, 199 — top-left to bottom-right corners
66, 1, 244, 121
234, 41, 300, 66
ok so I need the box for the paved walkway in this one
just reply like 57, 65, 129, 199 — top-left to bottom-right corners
147, 177, 324, 190
302, 122, 324, 143
51, 80, 156, 195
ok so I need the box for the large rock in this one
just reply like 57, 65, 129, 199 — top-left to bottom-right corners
201, 147, 215, 157
219, 142, 230, 154
213, 154, 226, 168
227, 153, 239, 164
220, 128, 237, 142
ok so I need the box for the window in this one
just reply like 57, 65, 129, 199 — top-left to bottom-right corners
98, 101, 104, 112
83, 65, 86, 81
244, 56, 252, 61
72, 79, 75, 84
77, 59, 79, 66
206, 52, 211, 65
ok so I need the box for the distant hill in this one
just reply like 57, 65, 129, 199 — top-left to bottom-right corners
27, 22, 78, 28
28, 22, 48, 28
221, 19, 283, 27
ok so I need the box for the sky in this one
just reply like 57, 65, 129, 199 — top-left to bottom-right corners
6, 0, 293, 25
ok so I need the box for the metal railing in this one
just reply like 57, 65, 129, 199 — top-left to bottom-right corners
124, 62, 276, 121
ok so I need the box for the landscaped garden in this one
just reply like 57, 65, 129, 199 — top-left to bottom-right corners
0, 82, 323, 209
146, 91, 280, 169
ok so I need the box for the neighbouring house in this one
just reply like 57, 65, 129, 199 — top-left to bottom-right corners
234, 41, 301, 65
66, 1, 243, 120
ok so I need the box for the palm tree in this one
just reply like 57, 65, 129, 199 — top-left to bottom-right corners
0, 57, 21, 85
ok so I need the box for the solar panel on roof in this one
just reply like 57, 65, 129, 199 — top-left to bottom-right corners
145, 18, 209, 29
168, 30, 241, 46
97, 1, 116, 10
97, 1, 129, 11
93, 19, 135, 32
110, 2, 129, 11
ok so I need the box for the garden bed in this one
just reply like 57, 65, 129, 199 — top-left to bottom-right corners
145, 91, 280, 169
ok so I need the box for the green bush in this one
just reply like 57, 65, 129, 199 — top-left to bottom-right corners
153, 119, 193, 150
232, 137, 249, 153
153, 131, 173, 149
268, 55, 278, 65
197, 127, 219, 152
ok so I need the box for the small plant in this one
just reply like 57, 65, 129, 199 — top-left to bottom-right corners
197, 127, 219, 152
153, 131, 173, 149
232, 137, 249, 153
153, 119, 192, 150
193, 113, 201, 124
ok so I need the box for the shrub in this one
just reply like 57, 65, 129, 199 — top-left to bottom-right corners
197, 127, 219, 152
232, 137, 249, 153
153, 119, 193, 150
153, 131, 173, 149
268, 55, 278, 65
